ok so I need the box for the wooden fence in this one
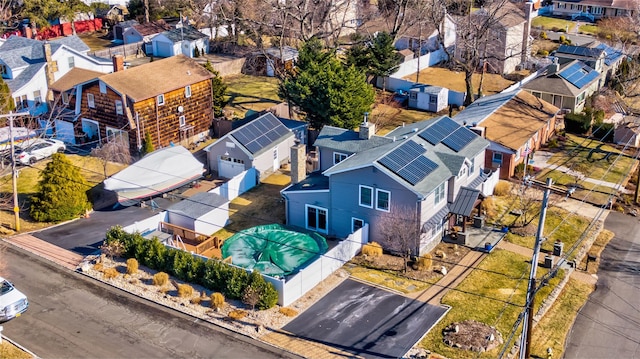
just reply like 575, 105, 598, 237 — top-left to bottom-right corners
90, 42, 144, 59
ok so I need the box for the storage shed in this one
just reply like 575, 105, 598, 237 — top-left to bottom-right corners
167, 191, 229, 235
408, 85, 449, 112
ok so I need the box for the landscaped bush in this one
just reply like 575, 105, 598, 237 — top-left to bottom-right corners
481, 197, 498, 220
537, 49, 549, 57
126, 258, 139, 274
362, 242, 383, 256
228, 310, 248, 320
211, 292, 225, 310
279, 307, 298, 317
177, 283, 194, 298
559, 35, 566, 43
103, 226, 280, 309
540, 31, 548, 39
103, 267, 119, 279
592, 122, 614, 142
93, 262, 104, 272
153, 272, 169, 286
494, 181, 511, 196
414, 254, 433, 271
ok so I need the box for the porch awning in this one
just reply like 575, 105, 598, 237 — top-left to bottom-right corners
450, 187, 481, 217
422, 205, 449, 232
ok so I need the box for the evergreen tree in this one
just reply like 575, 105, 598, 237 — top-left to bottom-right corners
279, 38, 375, 130
0, 77, 15, 113
141, 132, 155, 156
30, 153, 92, 222
345, 31, 402, 78
202, 61, 228, 117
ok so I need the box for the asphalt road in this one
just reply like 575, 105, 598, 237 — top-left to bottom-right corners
564, 211, 640, 358
0, 244, 301, 359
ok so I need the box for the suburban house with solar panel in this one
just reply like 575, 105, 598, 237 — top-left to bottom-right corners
204, 112, 296, 179
553, 43, 625, 82
454, 89, 560, 179
281, 116, 500, 255
0, 35, 112, 116
58, 55, 214, 150
522, 58, 601, 113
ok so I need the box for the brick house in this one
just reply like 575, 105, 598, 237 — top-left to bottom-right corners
65, 55, 213, 152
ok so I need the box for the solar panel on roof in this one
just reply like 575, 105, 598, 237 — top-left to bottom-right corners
396, 157, 439, 185
558, 62, 599, 89
231, 115, 290, 154
418, 117, 460, 144
245, 142, 261, 153
442, 127, 477, 152
378, 141, 438, 185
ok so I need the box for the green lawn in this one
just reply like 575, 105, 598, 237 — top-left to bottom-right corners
535, 168, 615, 206
420, 249, 565, 358
532, 17, 577, 32
579, 24, 599, 35
545, 134, 635, 184
224, 75, 281, 118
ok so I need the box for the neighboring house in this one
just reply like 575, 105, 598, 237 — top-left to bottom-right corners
408, 85, 448, 112
614, 116, 640, 147
0, 35, 112, 116
204, 112, 296, 179
151, 25, 209, 58
522, 59, 602, 113
256, 46, 299, 77
454, 89, 560, 179
60, 55, 213, 151
123, 21, 171, 54
591, 42, 625, 81
473, 1, 535, 74
551, 0, 639, 19
281, 116, 494, 255
555, 44, 606, 72
166, 191, 230, 235
112, 20, 138, 43
95, 4, 129, 26
278, 118, 309, 145
393, 14, 456, 55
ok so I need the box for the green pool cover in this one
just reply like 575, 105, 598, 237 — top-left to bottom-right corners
221, 224, 328, 277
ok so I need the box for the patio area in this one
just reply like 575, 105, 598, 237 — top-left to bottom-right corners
445, 223, 507, 252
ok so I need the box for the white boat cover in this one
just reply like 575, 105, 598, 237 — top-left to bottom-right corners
104, 145, 204, 204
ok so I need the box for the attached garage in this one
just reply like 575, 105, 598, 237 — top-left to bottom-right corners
155, 41, 173, 58
218, 155, 245, 179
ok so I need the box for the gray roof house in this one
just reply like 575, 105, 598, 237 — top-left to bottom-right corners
281, 116, 496, 256
167, 191, 230, 235
522, 59, 602, 113
151, 25, 209, 58
204, 112, 296, 179
0, 35, 113, 116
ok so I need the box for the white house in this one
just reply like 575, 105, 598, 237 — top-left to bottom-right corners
0, 35, 112, 116
152, 25, 209, 58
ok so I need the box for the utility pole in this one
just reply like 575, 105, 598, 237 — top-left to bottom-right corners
0, 111, 30, 232
520, 177, 552, 359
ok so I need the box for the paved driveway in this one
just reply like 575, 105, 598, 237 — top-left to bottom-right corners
283, 279, 448, 359
31, 197, 177, 255
564, 211, 640, 358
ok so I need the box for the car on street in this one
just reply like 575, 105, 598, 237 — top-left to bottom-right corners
16, 138, 66, 165
0, 276, 28, 323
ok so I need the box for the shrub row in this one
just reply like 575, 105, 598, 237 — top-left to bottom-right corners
104, 226, 279, 310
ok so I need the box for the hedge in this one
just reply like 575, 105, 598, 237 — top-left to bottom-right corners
104, 226, 279, 310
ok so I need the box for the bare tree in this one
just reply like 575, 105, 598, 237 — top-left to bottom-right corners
91, 135, 132, 179
377, 205, 422, 272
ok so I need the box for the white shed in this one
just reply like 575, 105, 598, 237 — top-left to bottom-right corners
408, 85, 449, 112
166, 191, 229, 235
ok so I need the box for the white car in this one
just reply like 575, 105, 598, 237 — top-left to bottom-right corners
16, 138, 66, 165
0, 276, 28, 323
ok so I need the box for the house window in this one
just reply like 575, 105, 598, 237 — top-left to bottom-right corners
430, 95, 437, 104
99, 82, 107, 94
157, 94, 165, 106
470, 158, 475, 174
115, 100, 123, 115
434, 182, 445, 205
87, 93, 95, 108
359, 185, 373, 208
577, 92, 586, 103
352, 218, 364, 233
62, 92, 69, 104
14, 97, 21, 110
333, 152, 348, 165
492, 152, 503, 165
306, 204, 328, 234
0, 64, 7, 76
185, 85, 192, 98
376, 189, 390, 212
68, 56, 75, 69
33, 90, 41, 105
179, 115, 186, 127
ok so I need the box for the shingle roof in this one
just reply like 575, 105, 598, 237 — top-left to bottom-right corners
453, 90, 559, 151
522, 60, 600, 95
132, 22, 171, 37
264, 46, 299, 61
313, 126, 394, 153
99, 55, 213, 102
167, 191, 228, 219
160, 26, 208, 43
0, 35, 88, 69
4, 63, 45, 92
50, 67, 103, 92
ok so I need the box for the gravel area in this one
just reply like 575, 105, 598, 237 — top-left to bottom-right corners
80, 255, 350, 339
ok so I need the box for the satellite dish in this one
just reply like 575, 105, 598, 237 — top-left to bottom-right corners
177, 106, 184, 113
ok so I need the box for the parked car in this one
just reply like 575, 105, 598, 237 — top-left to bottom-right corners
16, 139, 66, 165
0, 276, 28, 323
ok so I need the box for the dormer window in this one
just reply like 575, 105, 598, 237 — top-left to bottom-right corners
157, 94, 165, 106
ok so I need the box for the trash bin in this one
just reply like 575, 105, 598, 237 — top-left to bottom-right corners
553, 241, 564, 256
473, 216, 485, 228
544, 255, 554, 268
484, 242, 493, 251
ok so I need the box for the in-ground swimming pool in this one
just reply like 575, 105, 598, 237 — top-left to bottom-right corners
221, 224, 328, 277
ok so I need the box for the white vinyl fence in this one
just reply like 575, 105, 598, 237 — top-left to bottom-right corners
210, 168, 257, 201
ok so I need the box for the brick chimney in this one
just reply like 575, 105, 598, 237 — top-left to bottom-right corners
43, 41, 55, 102
359, 112, 375, 140
290, 142, 306, 185
112, 54, 125, 72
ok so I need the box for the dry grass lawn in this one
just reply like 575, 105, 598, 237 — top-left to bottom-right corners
224, 75, 281, 118
77, 31, 116, 52
0, 342, 33, 359
403, 67, 514, 95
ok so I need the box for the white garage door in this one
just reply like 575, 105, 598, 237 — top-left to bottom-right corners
218, 156, 245, 179
55, 120, 75, 144
156, 41, 173, 58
